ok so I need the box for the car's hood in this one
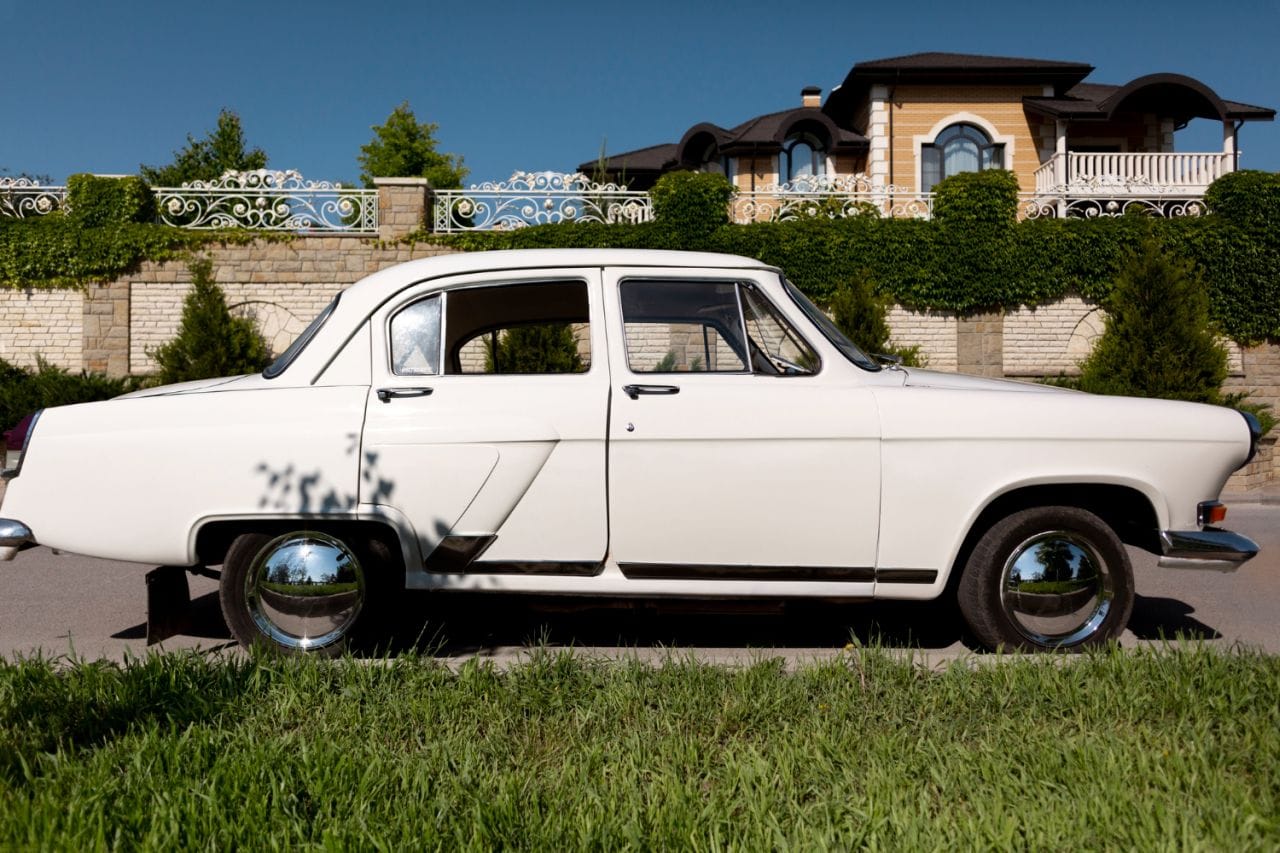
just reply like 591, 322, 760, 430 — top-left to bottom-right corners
899, 367, 1069, 394
116, 375, 252, 400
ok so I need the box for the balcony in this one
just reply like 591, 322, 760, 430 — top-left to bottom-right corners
1034, 151, 1232, 196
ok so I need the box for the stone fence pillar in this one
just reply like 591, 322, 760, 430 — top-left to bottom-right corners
956, 310, 1004, 378
374, 178, 433, 240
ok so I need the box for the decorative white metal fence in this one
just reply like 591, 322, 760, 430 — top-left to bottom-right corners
0, 177, 67, 218
1, 168, 1214, 231
155, 170, 377, 232
433, 171, 652, 232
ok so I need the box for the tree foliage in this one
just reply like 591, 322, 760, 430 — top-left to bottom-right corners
150, 257, 271, 384
1078, 236, 1227, 403
826, 271, 923, 366
358, 102, 467, 189
484, 324, 584, 374
140, 109, 267, 187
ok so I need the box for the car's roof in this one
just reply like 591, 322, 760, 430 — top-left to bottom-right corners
340, 248, 777, 316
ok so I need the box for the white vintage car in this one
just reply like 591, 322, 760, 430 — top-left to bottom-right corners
0, 250, 1262, 654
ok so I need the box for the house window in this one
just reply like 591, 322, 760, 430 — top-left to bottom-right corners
921, 123, 1004, 192
781, 132, 827, 183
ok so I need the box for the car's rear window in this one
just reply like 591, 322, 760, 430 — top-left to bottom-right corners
263, 294, 340, 379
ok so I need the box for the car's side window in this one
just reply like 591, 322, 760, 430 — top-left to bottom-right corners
620, 280, 748, 373
444, 280, 591, 375
741, 285, 819, 375
390, 295, 442, 376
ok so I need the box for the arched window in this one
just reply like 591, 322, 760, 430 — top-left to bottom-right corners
781, 132, 827, 183
921, 123, 1004, 192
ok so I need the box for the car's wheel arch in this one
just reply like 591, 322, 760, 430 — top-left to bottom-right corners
941, 480, 1161, 594
193, 517, 409, 579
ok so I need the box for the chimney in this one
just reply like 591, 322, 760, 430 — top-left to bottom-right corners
802, 86, 822, 108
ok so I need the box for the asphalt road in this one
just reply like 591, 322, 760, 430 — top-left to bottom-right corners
1, 505, 1276, 664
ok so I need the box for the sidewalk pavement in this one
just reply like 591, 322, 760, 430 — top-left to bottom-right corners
1222, 484, 1280, 505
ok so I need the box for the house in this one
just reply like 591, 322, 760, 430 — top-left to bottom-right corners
582, 52, 1274, 217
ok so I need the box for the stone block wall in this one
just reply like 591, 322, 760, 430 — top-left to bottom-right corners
126, 238, 456, 373
886, 305, 957, 370
0, 289, 82, 370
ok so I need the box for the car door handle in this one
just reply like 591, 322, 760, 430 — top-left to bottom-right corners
622, 384, 680, 399
376, 387, 434, 402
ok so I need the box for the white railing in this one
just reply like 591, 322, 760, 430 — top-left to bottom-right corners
731, 174, 933, 222
433, 171, 652, 232
0, 171, 378, 233
0, 178, 67, 217
1035, 152, 1232, 195
155, 170, 377, 232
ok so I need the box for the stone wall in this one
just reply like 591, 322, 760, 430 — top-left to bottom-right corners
0, 289, 82, 370
126, 237, 457, 374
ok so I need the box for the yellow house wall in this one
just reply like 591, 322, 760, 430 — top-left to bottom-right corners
887, 84, 1048, 193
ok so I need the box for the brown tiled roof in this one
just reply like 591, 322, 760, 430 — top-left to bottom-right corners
1023, 76, 1275, 122
824, 52, 1094, 124
580, 142, 677, 176
854, 52, 1092, 72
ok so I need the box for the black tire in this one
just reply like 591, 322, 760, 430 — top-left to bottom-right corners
219, 530, 395, 655
957, 506, 1134, 652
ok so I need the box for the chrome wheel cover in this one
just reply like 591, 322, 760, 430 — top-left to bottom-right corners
999, 530, 1113, 648
245, 532, 365, 651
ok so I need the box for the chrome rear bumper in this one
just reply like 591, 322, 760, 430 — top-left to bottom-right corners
0, 518, 33, 561
1159, 528, 1259, 572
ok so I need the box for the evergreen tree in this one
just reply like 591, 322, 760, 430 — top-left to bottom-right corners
358, 102, 467, 189
827, 272, 923, 366
140, 109, 267, 186
484, 324, 583, 374
1078, 236, 1227, 403
151, 258, 271, 384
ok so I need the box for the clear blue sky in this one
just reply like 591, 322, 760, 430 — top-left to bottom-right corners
3, 0, 1277, 186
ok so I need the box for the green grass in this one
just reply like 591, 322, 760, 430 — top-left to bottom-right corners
1, 646, 1277, 850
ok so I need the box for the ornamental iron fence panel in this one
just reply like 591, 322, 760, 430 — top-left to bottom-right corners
433, 171, 653, 232
0, 178, 67, 218
155, 170, 377, 232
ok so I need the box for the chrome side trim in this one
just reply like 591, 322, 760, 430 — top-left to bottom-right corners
0, 519, 34, 561
1159, 528, 1259, 572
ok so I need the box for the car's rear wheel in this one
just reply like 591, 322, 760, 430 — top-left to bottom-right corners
957, 506, 1134, 652
219, 530, 389, 655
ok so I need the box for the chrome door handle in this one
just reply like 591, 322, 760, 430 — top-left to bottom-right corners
622, 384, 680, 399
376, 387, 434, 402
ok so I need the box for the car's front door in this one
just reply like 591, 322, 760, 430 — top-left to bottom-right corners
362, 269, 610, 576
602, 269, 882, 580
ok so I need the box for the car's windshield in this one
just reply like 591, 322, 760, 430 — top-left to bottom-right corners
781, 277, 880, 371
263, 294, 340, 379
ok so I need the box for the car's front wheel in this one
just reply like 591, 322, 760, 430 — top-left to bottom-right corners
219, 530, 387, 655
957, 506, 1135, 652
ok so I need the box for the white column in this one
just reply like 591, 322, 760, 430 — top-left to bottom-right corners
1222, 121, 1237, 174
867, 84, 891, 189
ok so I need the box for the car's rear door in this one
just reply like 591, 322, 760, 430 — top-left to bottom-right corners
602, 268, 881, 580
361, 267, 610, 575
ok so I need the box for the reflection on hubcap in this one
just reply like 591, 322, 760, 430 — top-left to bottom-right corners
246, 532, 364, 651
1000, 530, 1112, 647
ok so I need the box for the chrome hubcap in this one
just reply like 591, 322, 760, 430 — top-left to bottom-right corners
999, 530, 1113, 647
245, 532, 364, 651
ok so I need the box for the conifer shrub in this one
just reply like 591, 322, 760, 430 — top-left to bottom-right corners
150, 257, 271, 384
484, 324, 584, 374
827, 271, 923, 366
1078, 236, 1226, 403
